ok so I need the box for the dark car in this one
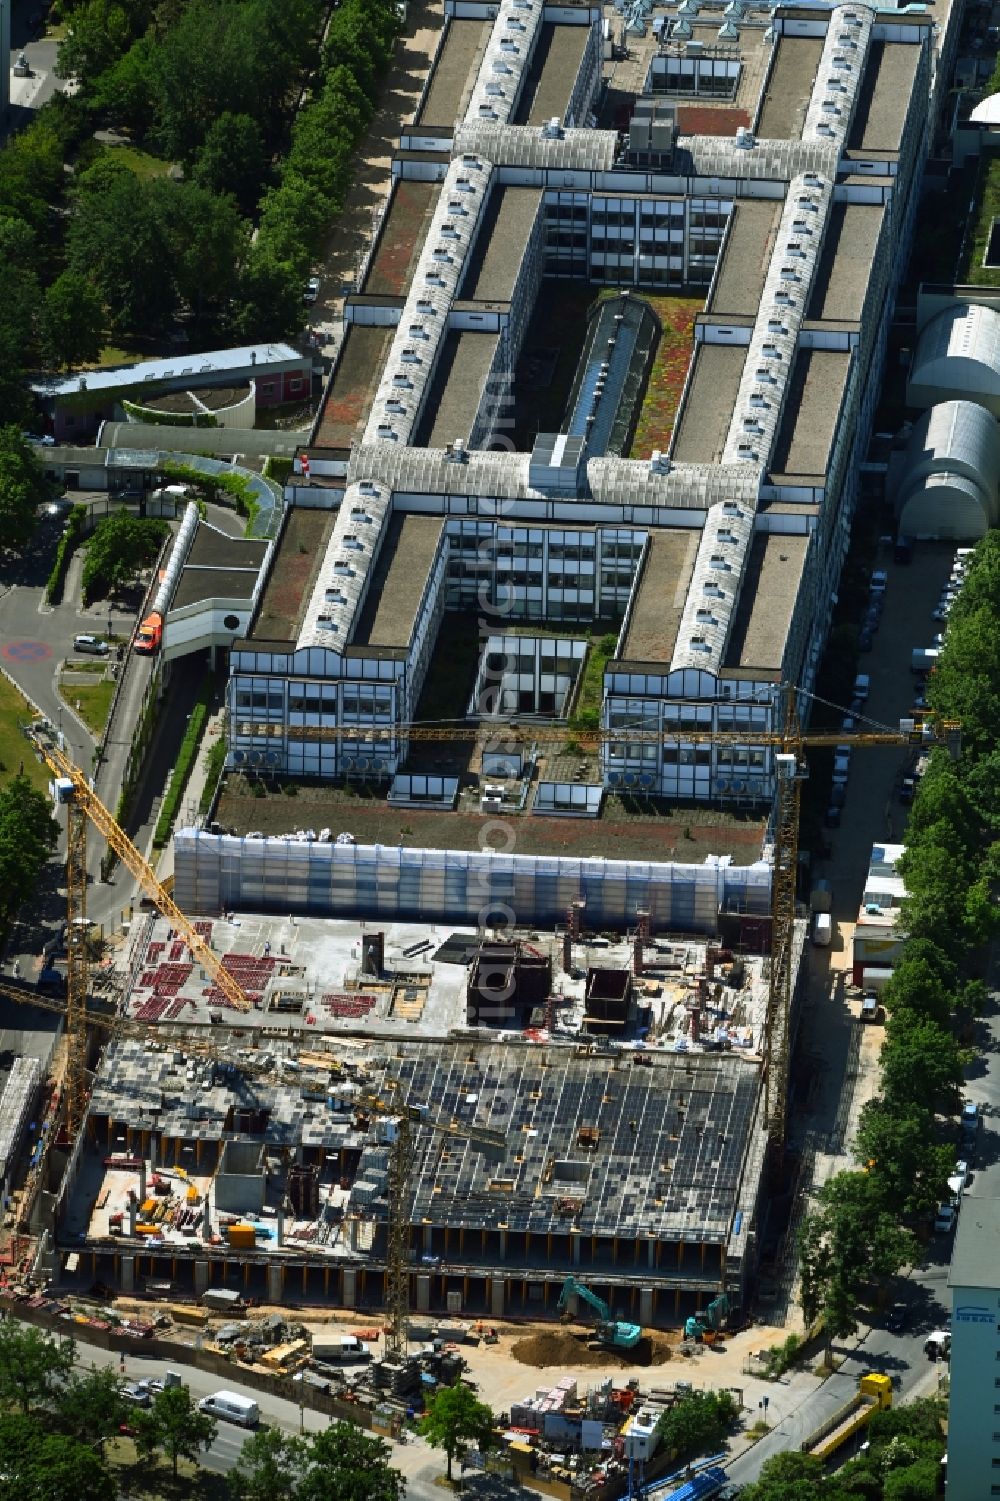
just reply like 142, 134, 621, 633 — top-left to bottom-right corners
886, 1302, 907, 1332
859, 629, 873, 652
824, 805, 842, 828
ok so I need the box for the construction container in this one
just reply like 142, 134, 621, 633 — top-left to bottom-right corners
226, 1223, 257, 1249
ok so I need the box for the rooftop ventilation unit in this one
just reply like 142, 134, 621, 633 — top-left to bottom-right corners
735, 126, 755, 149
542, 116, 562, 138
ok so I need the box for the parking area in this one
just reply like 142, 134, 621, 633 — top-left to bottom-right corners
814, 539, 959, 929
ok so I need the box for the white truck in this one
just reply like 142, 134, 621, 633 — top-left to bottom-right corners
198, 1390, 260, 1427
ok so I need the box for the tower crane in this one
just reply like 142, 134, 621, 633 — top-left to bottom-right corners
229, 698, 962, 1154
24, 719, 253, 1133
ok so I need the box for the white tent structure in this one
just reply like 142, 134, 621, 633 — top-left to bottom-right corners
897, 400, 1000, 539
908, 303, 1000, 416
970, 92, 1000, 124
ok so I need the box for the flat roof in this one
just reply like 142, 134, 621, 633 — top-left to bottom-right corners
415, 17, 491, 126
460, 186, 542, 302
313, 324, 394, 451
849, 40, 920, 154
724, 532, 809, 673
770, 348, 852, 481
361, 179, 441, 298
708, 200, 783, 319
671, 344, 747, 465
808, 202, 885, 323
172, 527, 267, 610
32, 344, 303, 399
620, 528, 701, 663
351, 514, 444, 649
417, 330, 500, 449
512, 22, 588, 126
949, 1198, 1000, 1290
755, 36, 824, 140
250, 509, 336, 642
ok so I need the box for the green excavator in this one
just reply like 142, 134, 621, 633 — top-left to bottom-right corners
684, 1294, 730, 1343
556, 1276, 642, 1350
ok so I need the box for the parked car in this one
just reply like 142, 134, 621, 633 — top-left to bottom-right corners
961, 1101, 980, 1137
832, 754, 851, 785
859, 629, 873, 653
73, 634, 109, 657
934, 1203, 957, 1234
932, 604, 950, 622
900, 774, 917, 804
861, 992, 882, 1022
303, 275, 321, 303
123, 1382, 151, 1407
849, 697, 865, 718
824, 804, 842, 829
954, 1158, 971, 1186
886, 1302, 908, 1332
829, 783, 847, 809
870, 569, 888, 591
853, 673, 871, 699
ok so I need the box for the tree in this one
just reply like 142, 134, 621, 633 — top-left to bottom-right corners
231, 1427, 306, 1501
799, 1173, 917, 1354
297, 1423, 404, 1501
740, 1451, 827, 1501
0, 426, 49, 549
0, 1410, 115, 1501
133, 1383, 216, 1478
0, 1320, 75, 1415
56, 0, 135, 84
880, 1015, 964, 1116
420, 1382, 496, 1482
854, 1099, 952, 1221
655, 1389, 739, 1464
39, 271, 105, 370
230, 246, 304, 342
191, 111, 268, 212
80, 510, 168, 604
53, 1364, 129, 1456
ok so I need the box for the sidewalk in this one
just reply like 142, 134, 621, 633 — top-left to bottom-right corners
151, 703, 226, 883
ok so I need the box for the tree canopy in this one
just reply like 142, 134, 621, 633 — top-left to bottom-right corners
232, 1421, 404, 1501
655, 1388, 739, 1464
133, 1383, 216, 1478
80, 510, 168, 605
0, 428, 50, 550
420, 1382, 496, 1481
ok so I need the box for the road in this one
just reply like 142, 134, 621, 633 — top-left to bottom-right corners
727, 540, 964, 1487
70, 1340, 494, 1499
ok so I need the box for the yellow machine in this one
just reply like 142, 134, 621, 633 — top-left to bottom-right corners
801, 1373, 893, 1461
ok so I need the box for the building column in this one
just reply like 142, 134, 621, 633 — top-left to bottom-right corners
194, 1259, 209, 1294
491, 1278, 505, 1319
416, 1274, 431, 1312
423, 1225, 433, 1252
343, 1268, 357, 1308
267, 1262, 282, 1303
572, 1232, 581, 1266
121, 1256, 134, 1294
639, 1287, 654, 1326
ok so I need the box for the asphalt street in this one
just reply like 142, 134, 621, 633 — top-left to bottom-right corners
72, 1342, 487, 1499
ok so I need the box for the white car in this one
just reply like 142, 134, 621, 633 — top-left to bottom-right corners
852, 673, 870, 700
304, 275, 321, 303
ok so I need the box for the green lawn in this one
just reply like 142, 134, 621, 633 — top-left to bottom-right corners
109, 1436, 231, 1500
103, 143, 173, 180
0, 675, 51, 794
959, 154, 1000, 285
60, 676, 116, 737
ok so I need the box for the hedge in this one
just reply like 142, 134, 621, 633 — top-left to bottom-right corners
152, 673, 214, 848
120, 400, 219, 428
159, 461, 262, 534
44, 504, 88, 605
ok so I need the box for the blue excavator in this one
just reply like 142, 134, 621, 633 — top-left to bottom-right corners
556, 1275, 642, 1350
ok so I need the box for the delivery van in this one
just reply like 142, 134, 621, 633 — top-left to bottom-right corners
812, 912, 832, 947
198, 1390, 259, 1427
134, 611, 163, 655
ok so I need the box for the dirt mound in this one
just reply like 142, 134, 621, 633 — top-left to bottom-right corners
511, 1331, 676, 1369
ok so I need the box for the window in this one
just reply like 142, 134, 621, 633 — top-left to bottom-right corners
260, 382, 275, 395
289, 378, 303, 392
